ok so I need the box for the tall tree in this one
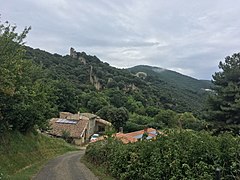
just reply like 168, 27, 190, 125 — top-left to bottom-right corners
0, 21, 56, 133
97, 106, 129, 131
207, 53, 240, 124
0, 21, 30, 95
0, 21, 30, 132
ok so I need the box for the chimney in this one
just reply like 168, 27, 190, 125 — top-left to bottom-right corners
144, 127, 148, 133
119, 127, 123, 133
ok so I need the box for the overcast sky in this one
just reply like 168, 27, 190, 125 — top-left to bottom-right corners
1, 0, 240, 79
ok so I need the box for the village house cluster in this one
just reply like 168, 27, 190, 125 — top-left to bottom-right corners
48, 112, 164, 146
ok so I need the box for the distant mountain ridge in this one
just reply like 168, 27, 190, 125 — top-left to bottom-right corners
128, 65, 212, 93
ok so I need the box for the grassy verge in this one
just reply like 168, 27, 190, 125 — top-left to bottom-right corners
0, 131, 77, 179
81, 157, 115, 180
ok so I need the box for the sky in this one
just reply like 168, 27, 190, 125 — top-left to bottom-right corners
1, 0, 240, 80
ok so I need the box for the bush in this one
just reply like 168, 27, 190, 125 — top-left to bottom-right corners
124, 121, 145, 132
61, 130, 72, 143
85, 130, 240, 179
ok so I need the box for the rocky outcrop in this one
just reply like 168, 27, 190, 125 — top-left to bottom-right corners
79, 57, 86, 65
70, 47, 87, 65
89, 65, 101, 90
123, 84, 138, 92
135, 72, 147, 79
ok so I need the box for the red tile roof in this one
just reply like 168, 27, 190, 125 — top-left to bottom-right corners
114, 133, 138, 144
125, 128, 157, 137
114, 128, 164, 144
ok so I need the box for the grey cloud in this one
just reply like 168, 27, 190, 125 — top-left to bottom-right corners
1, 0, 240, 79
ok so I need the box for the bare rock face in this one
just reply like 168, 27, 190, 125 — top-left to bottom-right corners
79, 57, 86, 65
70, 48, 101, 90
89, 65, 101, 90
135, 72, 147, 79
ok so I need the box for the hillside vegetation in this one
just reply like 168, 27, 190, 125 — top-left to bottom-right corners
84, 52, 240, 179
129, 65, 211, 94
25, 47, 211, 116
129, 65, 212, 114
0, 132, 76, 179
20, 46, 212, 132
85, 130, 240, 180
1, 18, 240, 180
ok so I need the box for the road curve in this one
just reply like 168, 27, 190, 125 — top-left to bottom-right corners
33, 151, 98, 180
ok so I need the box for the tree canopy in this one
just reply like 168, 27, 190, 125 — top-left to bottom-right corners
0, 21, 56, 133
207, 53, 240, 124
97, 106, 129, 130
0, 20, 213, 134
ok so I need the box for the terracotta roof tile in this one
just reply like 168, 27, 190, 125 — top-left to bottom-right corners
114, 133, 138, 144
114, 128, 164, 144
125, 128, 157, 137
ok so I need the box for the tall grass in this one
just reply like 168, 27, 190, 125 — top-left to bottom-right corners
0, 131, 76, 179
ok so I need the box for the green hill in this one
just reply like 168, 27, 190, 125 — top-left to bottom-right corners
129, 65, 212, 92
128, 65, 212, 114
24, 47, 212, 116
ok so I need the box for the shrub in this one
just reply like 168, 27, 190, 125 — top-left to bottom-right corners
85, 130, 240, 179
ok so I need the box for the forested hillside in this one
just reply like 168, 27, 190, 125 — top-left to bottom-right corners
25, 47, 211, 115
0, 21, 212, 135
129, 65, 212, 93
14, 46, 213, 131
129, 65, 212, 113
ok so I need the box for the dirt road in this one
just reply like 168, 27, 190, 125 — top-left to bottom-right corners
33, 151, 98, 180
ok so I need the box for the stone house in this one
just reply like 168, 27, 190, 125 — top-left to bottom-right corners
48, 112, 111, 145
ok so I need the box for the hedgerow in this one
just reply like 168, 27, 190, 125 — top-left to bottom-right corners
85, 130, 240, 179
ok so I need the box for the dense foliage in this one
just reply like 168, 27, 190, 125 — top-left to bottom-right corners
207, 53, 240, 124
129, 65, 212, 115
125, 111, 207, 132
21, 44, 213, 130
0, 22, 57, 133
85, 130, 240, 180
97, 106, 129, 130
0, 20, 210, 133
24, 46, 212, 117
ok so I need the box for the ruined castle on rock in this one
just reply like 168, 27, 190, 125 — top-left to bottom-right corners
69, 47, 137, 92
70, 47, 86, 64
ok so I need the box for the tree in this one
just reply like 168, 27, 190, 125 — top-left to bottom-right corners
125, 96, 144, 113
53, 80, 80, 113
177, 112, 206, 131
97, 106, 129, 130
0, 21, 30, 96
106, 89, 128, 108
0, 21, 56, 133
207, 53, 240, 124
87, 96, 108, 113
154, 109, 178, 128
145, 106, 159, 117
0, 21, 31, 132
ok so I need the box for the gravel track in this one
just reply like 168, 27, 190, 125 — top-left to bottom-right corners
33, 151, 98, 180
